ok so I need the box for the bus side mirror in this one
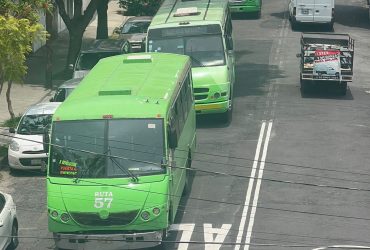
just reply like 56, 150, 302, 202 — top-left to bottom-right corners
296, 53, 301, 58
168, 126, 178, 149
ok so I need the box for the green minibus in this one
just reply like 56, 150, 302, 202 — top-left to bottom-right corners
47, 53, 196, 249
147, 0, 235, 122
229, 0, 262, 17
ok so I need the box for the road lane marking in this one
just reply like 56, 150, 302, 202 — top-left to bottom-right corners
313, 246, 370, 250
171, 223, 195, 250
244, 121, 273, 250
203, 224, 232, 250
234, 121, 267, 250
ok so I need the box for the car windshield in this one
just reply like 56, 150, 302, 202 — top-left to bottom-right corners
75, 52, 120, 70
148, 34, 225, 67
17, 114, 52, 135
121, 21, 150, 34
49, 119, 165, 178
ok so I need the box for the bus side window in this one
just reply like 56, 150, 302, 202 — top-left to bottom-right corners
225, 14, 233, 51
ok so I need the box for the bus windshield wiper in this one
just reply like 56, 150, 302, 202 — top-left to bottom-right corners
106, 146, 139, 182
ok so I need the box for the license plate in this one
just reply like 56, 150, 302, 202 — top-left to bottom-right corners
31, 159, 42, 165
301, 9, 309, 14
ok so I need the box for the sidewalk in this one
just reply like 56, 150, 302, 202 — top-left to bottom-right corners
0, 0, 127, 145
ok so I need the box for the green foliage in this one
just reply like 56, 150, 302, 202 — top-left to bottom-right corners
1, 114, 22, 128
118, 0, 163, 16
0, 16, 45, 83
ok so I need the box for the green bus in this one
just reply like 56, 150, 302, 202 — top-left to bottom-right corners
147, 0, 235, 122
229, 0, 262, 17
47, 53, 196, 249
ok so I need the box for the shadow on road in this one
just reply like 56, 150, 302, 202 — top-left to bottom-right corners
301, 85, 354, 100
231, 12, 260, 20
335, 4, 370, 30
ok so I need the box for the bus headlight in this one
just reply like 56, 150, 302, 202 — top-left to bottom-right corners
9, 141, 19, 152
60, 213, 70, 222
51, 210, 58, 218
213, 92, 221, 99
141, 211, 150, 221
153, 207, 160, 215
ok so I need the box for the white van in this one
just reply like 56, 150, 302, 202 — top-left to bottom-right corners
289, 0, 335, 29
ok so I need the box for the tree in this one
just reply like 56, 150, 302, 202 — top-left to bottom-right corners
54, 0, 98, 70
118, 0, 163, 16
96, 0, 109, 39
0, 0, 48, 119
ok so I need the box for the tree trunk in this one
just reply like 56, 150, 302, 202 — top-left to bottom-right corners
0, 74, 4, 96
96, 0, 109, 39
66, 26, 84, 70
6, 80, 15, 119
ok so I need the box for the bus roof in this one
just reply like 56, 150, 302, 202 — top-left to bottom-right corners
53, 53, 191, 121
150, 0, 228, 28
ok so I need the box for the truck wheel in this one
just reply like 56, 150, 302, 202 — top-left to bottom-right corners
339, 82, 347, 96
328, 22, 334, 31
291, 19, 298, 31
182, 156, 191, 197
300, 80, 309, 93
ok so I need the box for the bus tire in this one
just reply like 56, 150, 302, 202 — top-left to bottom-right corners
328, 22, 334, 31
182, 154, 192, 196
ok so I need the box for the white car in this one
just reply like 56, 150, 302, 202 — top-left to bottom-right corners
8, 102, 61, 171
289, 0, 335, 30
0, 191, 18, 250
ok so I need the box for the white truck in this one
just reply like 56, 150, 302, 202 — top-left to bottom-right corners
297, 33, 354, 95
289, 0, 335, 30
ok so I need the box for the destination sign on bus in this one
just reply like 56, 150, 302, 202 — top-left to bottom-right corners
149, 24, 221, 39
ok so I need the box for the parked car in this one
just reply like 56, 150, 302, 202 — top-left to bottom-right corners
70, 39, 130, 78
0, 191, 18, 250
112, 16, 152, 52
8, 102, 61, 172
50, 78, 82, 102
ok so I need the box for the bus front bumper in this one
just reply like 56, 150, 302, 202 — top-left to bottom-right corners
53, 230, 163, 250
195, 100, 229, 115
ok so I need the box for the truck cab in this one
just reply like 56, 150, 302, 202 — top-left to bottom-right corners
289, 0, 335, 30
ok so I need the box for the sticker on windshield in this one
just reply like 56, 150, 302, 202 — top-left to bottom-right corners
59, 160, 78, 176
148, 123, 156, 129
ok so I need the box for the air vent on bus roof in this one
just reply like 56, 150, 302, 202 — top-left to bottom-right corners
173, 7, 200, 17
99, 89, 132, 96
123, 55, 152, 63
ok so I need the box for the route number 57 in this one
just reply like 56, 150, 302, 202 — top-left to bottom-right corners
94, 198, 113, 208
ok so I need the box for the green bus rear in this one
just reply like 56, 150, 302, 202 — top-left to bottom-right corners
47, 53, 196, 249
229, 0, 262, 15
147, 0, 235, 121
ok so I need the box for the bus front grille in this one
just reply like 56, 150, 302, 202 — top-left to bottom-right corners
70, 210, 139, 226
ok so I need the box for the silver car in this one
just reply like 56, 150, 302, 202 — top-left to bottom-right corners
50, 78, 82, 102
112, 16, 152, 52
0, 191, 18, 250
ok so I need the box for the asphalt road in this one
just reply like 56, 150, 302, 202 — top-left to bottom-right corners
1, 0, 370, 249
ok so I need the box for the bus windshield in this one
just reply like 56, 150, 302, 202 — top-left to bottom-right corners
148, 26, 225, 67
49, 119, 165, 178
